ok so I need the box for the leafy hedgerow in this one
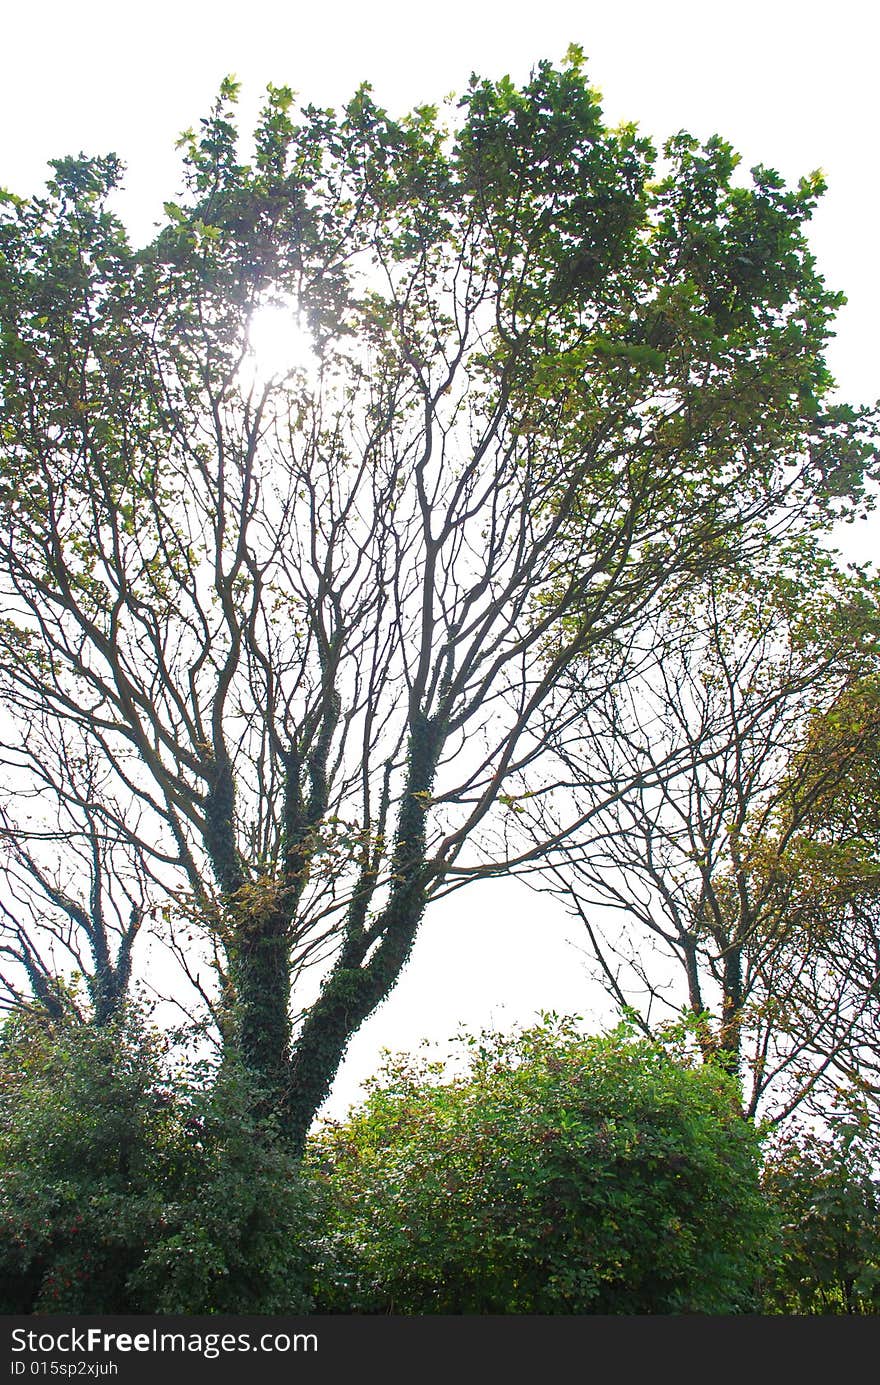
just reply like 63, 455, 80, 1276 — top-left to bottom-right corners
308, 1016, 772, 1314
0, 1008, 321, 1313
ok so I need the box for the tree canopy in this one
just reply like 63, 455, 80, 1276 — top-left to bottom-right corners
0, 52, 875, 1146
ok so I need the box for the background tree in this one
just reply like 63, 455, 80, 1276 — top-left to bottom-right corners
774, 672, 880, 1117
531, 554, 880, 1122
0, 744, 145, 1026
0, 54, 874, 1148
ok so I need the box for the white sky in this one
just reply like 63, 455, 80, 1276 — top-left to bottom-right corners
2, 0, 877, 1116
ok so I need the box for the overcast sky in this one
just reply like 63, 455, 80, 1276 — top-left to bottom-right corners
2, 0, 877, 1113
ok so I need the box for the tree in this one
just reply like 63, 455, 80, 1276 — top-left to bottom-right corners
0, 749, 144, 1027
0, 53, 874, 1149
309, 1017, 771, 1313
533, 554, 880, 1123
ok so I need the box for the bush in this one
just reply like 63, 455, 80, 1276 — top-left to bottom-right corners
0, 1008, 321, 1313
309, 1017, 772, 1313
762, 1112, 880, 1314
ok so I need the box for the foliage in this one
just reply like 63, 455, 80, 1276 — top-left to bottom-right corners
309, 1017, 772, 1313
762, 1108, 880, 1314
0, 1008, 320, 1313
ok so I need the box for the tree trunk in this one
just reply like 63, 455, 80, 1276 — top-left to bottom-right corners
282, 715, 441, 1153
229, 907, 293, 1122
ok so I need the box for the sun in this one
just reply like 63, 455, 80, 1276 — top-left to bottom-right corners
244, 299, 318, 385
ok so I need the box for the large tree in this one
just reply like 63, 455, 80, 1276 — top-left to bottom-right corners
0, 53, 874, 1149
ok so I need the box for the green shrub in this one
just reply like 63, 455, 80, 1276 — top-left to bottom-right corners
0, 1008, 320, 1313
309, 1017, 771, 1313
762, 1112, 880, 1314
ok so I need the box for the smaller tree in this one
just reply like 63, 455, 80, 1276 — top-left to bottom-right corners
309, 1017, 771, 1314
